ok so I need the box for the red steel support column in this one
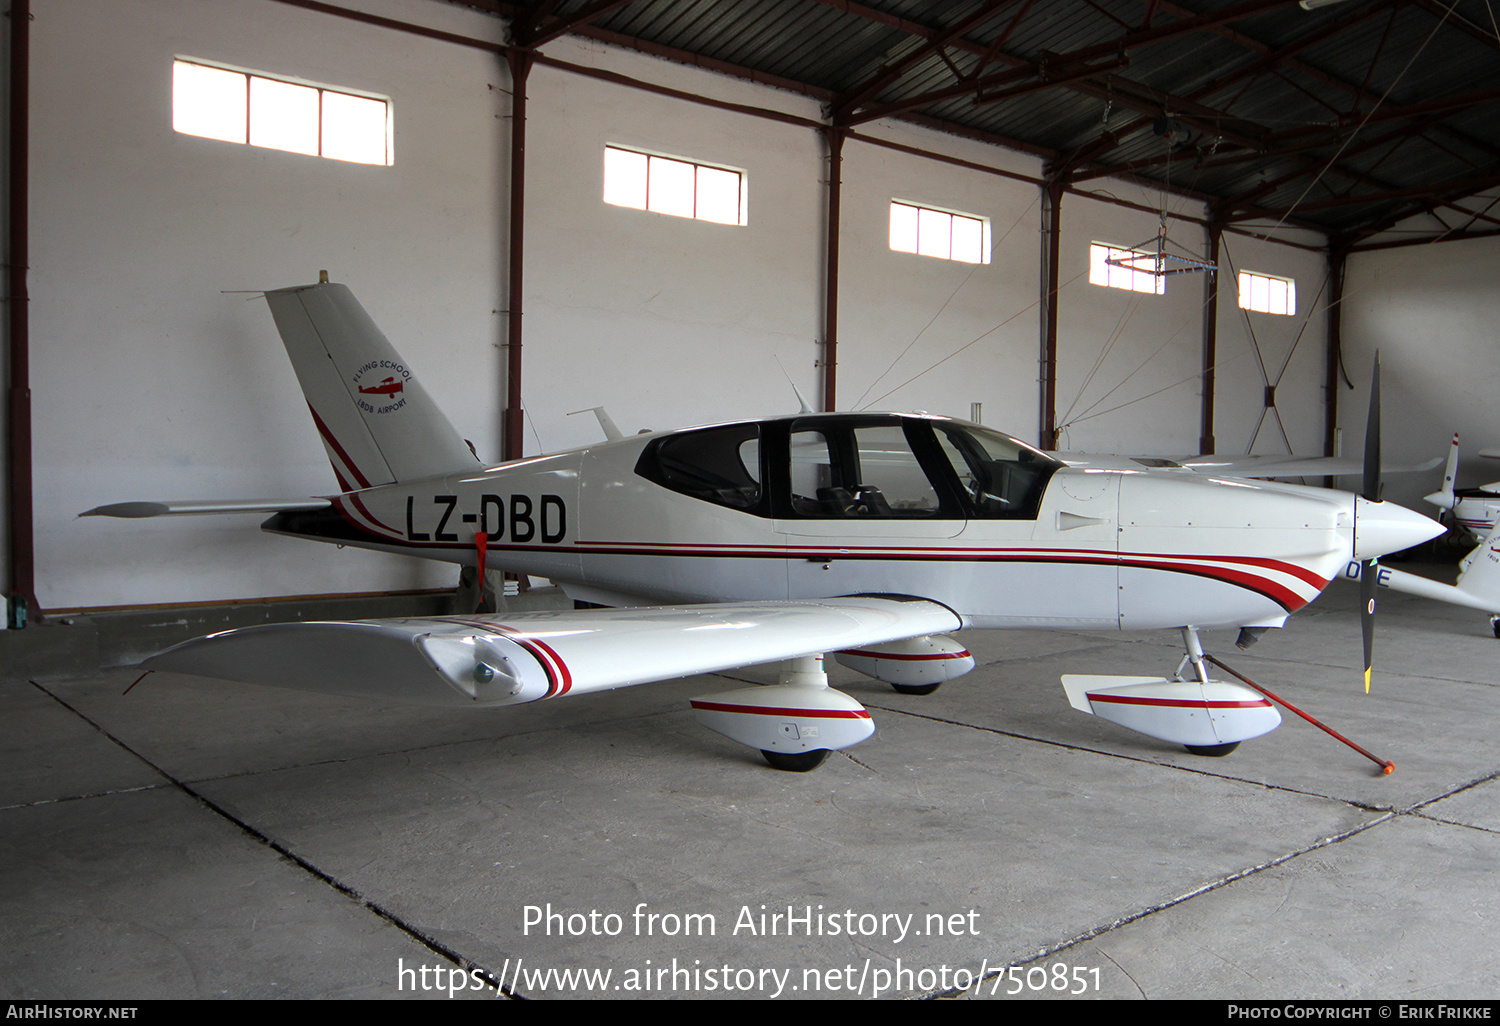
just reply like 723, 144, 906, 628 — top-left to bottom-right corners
1324, 244, 1348, 462
822, 125, 844, 412
1200, 221, 1223, 454
8, 0, 36, 620
503, 48, 532, 461
1040, 180, 1063, 448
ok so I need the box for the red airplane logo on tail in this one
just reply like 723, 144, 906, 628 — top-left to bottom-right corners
358, 376, 403, 398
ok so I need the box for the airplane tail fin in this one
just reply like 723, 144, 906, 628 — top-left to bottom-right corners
264, 281, 480, 489
1423, 433, 1460, 510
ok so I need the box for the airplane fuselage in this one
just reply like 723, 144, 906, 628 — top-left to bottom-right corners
265, 413, 1368, 633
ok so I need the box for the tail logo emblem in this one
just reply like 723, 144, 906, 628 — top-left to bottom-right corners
351, 361, 411, 416
358, 376, 403, 398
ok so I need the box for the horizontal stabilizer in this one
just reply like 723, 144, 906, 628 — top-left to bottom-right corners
80, 498, 332, 518
144, 597, 963, 708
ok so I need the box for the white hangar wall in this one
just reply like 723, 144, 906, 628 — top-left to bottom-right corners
833, 123, 1042, 430
1340, 222, 1500, 511
30, 0, 510, 609
1052, 193, 1209, 455
19, 0, 1338, 611
519, 36, 827, 453
518, 39, 1046, 450
1211, 228, 1330, 461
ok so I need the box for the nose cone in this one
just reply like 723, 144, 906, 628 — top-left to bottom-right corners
1353, 496, 1444, 561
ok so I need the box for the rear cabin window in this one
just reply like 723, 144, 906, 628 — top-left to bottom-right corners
635, 425, 761, 511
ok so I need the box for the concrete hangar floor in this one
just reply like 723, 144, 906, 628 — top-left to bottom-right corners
3, 572, 1498, 1001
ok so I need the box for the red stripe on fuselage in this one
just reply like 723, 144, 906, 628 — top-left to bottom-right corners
287, 523, 1328, 613
348, 492, 398, 536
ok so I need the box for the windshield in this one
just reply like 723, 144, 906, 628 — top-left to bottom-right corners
933, 422, 1060, 518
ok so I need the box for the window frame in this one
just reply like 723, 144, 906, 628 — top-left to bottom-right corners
633, 424, 767, 514
602, 145, 749, 227
776, 416, 968, 521
1236, 269, 1297, 316
888, 200, 991, 265
172, 58, 393, 166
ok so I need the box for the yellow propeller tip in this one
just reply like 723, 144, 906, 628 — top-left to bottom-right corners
1364, 668, 1371, 694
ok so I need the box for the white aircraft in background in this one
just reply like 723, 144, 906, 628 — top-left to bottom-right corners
83, 281, 1442, 770
1342, 433, 1500, 638
1425, 435, 1500, 539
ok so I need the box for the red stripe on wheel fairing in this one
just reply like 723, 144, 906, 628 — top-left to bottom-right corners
838, 649, 971, 661
689, 700, 872, 719
1087, 694, 1272, 709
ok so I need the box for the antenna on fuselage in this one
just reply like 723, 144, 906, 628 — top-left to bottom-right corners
567, 407, 624, 441
774, 356, 813, 414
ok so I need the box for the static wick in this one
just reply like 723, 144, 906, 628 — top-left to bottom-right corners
122, 670, 152, 696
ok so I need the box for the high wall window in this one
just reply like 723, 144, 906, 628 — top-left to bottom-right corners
1089, 243, 1166, 295
1238, 270, 1296, 315
889, 201, 990, 264
172, 59, 392, 165
602, 146, 747, 226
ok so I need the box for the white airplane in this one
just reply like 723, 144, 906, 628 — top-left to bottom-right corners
1342, 434, 1500, 637
83, 280, 1443, 771
1424, 434, 1500, 539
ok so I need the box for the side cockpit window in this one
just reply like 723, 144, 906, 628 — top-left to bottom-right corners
635, 424, 762, 511
934, 423, 1058, 519
787, 420, 943, 518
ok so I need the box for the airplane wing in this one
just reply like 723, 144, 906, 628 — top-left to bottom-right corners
80, 498, 332, 518
1049, 452, 1441, 478
1173, 454, 1442, 478
142, 596, 963, 707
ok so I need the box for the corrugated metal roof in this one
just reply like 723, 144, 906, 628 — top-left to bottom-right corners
501, 0, 1500, 241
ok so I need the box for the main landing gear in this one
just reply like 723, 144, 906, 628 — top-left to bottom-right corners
690, 634, 975, 770
690, 655, 874, 772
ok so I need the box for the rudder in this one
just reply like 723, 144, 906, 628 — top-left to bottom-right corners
264, 281, 480, 488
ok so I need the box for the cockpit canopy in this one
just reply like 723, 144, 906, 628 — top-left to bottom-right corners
635, 415, 1061, 521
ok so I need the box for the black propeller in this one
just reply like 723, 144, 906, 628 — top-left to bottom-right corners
1360, 354, 1380, 693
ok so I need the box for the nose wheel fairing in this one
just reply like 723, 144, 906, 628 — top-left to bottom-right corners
1061, 674, 1282, 748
